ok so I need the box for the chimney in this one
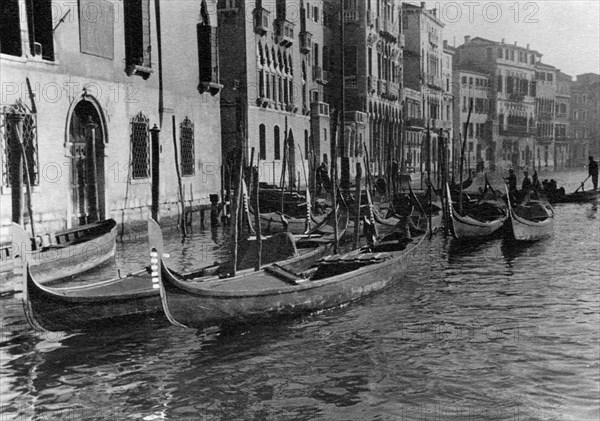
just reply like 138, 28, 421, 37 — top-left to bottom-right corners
432, 8, 437, 18
526, 44, 530, 50
514, 41, 517, 46
420, 2, 425, 9
443, 40, 448, 49
501, 38, 505, 44
464, 35, 471, 44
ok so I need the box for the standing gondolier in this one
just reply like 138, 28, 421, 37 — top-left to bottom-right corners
589, 156, 598, 190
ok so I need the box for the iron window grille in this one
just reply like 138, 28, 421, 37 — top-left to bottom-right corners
180, 117, 195, 176
1, 102, 39, 187
130, 112, 150, 179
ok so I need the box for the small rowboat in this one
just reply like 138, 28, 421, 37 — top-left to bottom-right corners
1, 219, 117, 287
446, 184, 507, 240
505, 185, 554, 241
150, 216, 429, 329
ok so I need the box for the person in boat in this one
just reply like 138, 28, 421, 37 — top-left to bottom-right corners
505, 169, 517, 193
589, 156, 599, 190
532, 171, 542, 191
316, 162, 329, 195
521, 171, 532, 192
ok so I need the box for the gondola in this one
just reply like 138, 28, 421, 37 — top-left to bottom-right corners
248, 208, 330, 235
505, 185, 554, 241
1, 219, 117, 286
150, 214, 429, 329
446, 184, 507, 240
551, 189, 600, 204
19, 225, 304, 332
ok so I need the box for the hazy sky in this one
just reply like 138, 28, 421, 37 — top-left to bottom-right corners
416, 0, 600, 77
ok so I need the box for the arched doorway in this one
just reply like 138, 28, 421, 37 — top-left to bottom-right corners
68, 100, 106, 226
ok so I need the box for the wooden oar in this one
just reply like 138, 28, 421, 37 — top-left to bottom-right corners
574, 175, 590, 193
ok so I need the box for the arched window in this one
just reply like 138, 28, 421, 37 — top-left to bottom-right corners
259, 124, 266, 160
274, 126, 281, 159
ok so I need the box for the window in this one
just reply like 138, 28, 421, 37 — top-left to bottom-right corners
497, 48, 503, 59
304, 130, 309, 156
1, 104, 39, 187
313, 6, 319, 22
462, 76, 467, 85
274, 126, 281, 159
509, 50, 514, 61
197, 24, 220, 94
25, 0, 54, 60
487, 48, 492, 61
180, 117, 195, 176
344, 46, 357, 76
505, 49, 509, 60
0, 0, 22, 56
124, 0, 152, 78
130, 112, 150, 179
497, 75, 503, 93
259, 124, 266, 160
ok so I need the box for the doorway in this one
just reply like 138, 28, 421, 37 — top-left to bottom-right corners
68, 100, 106, 226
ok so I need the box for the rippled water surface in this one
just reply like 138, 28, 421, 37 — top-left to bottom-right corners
1, 171, 598, 420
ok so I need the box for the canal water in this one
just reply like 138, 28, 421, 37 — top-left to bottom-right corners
1, 171, 598, 420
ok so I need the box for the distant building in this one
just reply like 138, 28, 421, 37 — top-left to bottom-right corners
455, 37, 541, 172
555, 72, 571, 169
534, 62, 558, 170
403, 2, 450, 182
403, 87, 423, 173
0, 0, 223, 240
218, 0, 319, 189
326, 0, 403, 181
570, 73, 600, 166
452, 69, 491, 173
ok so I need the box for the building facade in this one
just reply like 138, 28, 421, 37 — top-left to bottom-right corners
455, 37, 542, 172
327, 0, 403, 182
0, 0, 222, 240
570, 73, 600, 167
452, 69, 491, 173
218, 0, 326, 189
534, 62, 558, 170
554, 71, 571, 170
402, 2, 450, 182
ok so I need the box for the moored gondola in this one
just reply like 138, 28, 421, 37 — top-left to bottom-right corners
150, 213, 429, 329
1, 219, 117, 291
505, 185, 554, 241
446, 184, 507, 240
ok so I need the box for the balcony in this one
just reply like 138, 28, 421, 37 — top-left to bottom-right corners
299, 31, 312, 54
427, 74, 443, 90
428, 31, 439, 46
377, 79, 386, 95
344, 9, 359, 23
366, 10, 374, 27
405, 117, 425, 128
254, 7, 270, 36
380, 18, 398, 41
344, 76, 357, 89
386, 81, 399, 99
367, 76, 377, 93
275, 19, 294, 47
311, 102, 330, 117
345, 111, 367, 125
313, 66, 327, 84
